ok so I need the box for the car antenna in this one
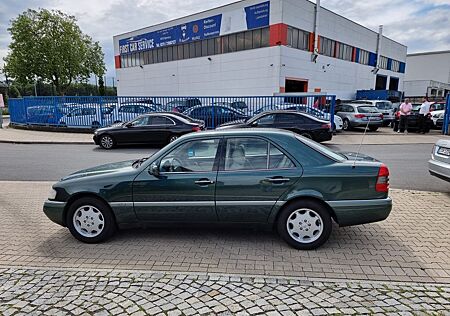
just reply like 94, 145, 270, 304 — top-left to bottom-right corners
352, 112, 373, 169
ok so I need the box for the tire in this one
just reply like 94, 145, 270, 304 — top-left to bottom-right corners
369, 126, 378, 132
277, 200, 332, 250
66, 197, 116, 243
99, 134, 115, 149
168, 135, 179, 143
342, 119, 350, 131
300, 132, 312, 139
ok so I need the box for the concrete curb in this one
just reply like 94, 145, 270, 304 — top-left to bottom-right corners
0, 140, 93, 145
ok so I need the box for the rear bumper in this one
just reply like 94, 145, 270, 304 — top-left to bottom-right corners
43, 200, 66, 226
328, 197, 392, 227
350, 120, 383, 128
428, 159, 450, 182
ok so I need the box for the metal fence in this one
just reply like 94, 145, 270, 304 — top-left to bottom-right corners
8, 95, 336, 129
443, 94, 450, 135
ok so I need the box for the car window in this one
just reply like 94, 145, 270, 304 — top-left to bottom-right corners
191, 107, 206, 117
150, 116, 174, 125
276, 113, 298, 123
160, 139, 220, 173
137, 106, 151, 113
269, 144, 295, 169
255, 114, 275, 125
70, 108, 83, 116
82, 108, 96, 115
119, 106, 132, 113
224, 138, 268, 171
375, 102, 392, 110
357, 106, 379, 113
131, 116, 149, 126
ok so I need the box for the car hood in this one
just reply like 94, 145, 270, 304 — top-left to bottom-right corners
61, 160, 136, 181
339, 151, 379, 162
95, 123, 124, 132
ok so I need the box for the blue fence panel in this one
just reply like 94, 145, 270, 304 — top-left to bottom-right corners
8, 95, 336, 130
443, 94, 450, 135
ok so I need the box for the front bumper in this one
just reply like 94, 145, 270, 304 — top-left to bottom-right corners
93, 134, 99, 145
43, 200, 67, 226
328, 197, 392, 226
428, 159, 450, 182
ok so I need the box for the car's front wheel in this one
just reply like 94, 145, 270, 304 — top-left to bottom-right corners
99, 134, 115, 149
66, 197, 116, 243
277, 200, 332, 250
343, 119, 350, 130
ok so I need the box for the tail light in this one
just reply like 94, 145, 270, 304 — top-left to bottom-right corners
355, 114, 365, 118
380, 114, 384, 119
395, 111, 400, 119
192, 126, 201, 132
376, 164, 389, 192
322, 123, 331, 129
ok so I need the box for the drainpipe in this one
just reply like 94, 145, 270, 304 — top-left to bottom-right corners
375, 25, 383, 71
311, 0, 320, 62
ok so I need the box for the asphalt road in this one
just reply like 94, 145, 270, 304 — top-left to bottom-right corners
0, 143, 448, 192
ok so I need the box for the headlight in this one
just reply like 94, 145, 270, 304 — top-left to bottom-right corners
48, 188, 57, 200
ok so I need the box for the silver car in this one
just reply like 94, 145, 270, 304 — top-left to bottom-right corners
335, 103, 383, 131
429, 139, 450, 182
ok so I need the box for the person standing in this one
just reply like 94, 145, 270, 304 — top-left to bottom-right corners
418, 97, 432, 134
398, 98, 412, 134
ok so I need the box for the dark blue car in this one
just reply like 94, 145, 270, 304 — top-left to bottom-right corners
183, 105, 250, 129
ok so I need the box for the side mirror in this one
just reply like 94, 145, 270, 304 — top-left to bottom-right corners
148, 162, 160, 177
126, 122, 133, 128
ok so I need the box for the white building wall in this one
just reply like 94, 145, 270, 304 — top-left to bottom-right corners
117, 47, 281, 96
405, 51, 450, 83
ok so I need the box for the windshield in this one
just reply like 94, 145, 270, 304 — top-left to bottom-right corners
295, 135, 346, 162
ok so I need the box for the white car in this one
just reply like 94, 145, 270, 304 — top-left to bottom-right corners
431, 110, 445, 128
59, 105, 112, 128
429, 139, 450, 182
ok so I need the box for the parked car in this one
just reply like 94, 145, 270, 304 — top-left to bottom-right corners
392, 104, 432, 132
183, 104, 250, 129
428, 139, 450, 182
350, 100, 394, 126
43, 129, 392, 250
217, 110, 333, 142
335, 104, 383, 131
59, 105, 112, 128
431, 110, 445, 129
213, 101, 248, 111
93, 112, 202, 149
165, 98, 202, 112
27, 105, 62, 125
162, 111, 205, 130
430, 102, 446, 112
111, 103, 163, 124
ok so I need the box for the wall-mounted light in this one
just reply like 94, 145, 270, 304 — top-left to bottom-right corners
371, 68, 379, 74
207, 57, 212, 61
269, 64, 274, 66
139, 65, 143, 69
172, 74, 176, 77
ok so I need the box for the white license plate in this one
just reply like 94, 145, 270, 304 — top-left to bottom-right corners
437, 147, 450, 156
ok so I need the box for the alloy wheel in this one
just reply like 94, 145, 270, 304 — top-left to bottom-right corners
100, 135, 114, 149
169, 135, 178, 143
72, 205, 105, 238
286, 208, 323, 243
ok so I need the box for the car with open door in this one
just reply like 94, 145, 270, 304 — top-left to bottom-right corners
93, 112, 202, 149
44, 129, 392, 250
217, 110, 332, 142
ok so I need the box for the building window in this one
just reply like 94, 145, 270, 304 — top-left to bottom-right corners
379, 56, 388, 69
336, 43, 352, 61
237, 32, 245, 51
244, 30, 253, 50
319, 36, 335, 57
228, 33, 237, 52
287, 27, 310, 51
358, 49, 369, 65
391, 60, 400, 72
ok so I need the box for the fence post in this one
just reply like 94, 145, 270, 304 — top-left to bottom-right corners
443, 94, 450, 135
330, 95, 335, 132
211, 96, 215, 129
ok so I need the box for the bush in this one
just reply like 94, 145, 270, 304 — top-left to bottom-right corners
1, 107, 9, 115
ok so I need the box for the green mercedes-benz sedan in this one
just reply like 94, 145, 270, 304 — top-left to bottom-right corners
43, 129, 392, 250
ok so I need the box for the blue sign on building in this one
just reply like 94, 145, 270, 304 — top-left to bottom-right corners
119, 1, 270, 55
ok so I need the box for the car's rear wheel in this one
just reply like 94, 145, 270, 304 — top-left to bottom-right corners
343, 119, 350, 130
66, 197, 116, 243
99, 134, 115, 149
277, 200, 332, 250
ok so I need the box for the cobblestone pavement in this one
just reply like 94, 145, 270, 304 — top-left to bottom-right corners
1, 267, 449, 315
0, 181, 449, 284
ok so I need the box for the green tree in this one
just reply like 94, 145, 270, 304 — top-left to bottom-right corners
98, 76, 105, 96
3, 9, 105, 95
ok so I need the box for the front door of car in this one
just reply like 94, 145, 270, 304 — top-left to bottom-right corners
115, 116, 150, 144
215, 137, 302, 222
133, 138, 221, 222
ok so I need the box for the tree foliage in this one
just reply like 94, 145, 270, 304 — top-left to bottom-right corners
98, 76, 105, 96
3, 9, 106, 95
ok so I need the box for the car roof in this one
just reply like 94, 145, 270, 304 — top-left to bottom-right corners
253, 110, 327, 120
180, 128, 302, 140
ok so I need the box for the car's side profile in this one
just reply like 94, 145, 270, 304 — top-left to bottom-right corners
44, 129, 392, 250
93, 113, 202, 149
335, 104, 383, 131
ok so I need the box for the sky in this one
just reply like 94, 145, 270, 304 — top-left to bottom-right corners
0, 0, 449, 83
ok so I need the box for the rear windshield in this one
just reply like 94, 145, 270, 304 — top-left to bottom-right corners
357, 106, 379, 113
375, 102, 392, 110
295, 135, 345, 162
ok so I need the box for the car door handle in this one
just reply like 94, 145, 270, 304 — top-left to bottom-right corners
195, 179, 215, 185
265, 177, 290, 184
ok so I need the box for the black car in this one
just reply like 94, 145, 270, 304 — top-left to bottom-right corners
165, 98, 202, 113
392, 104, 432, 132
159, 111, 205, 130
93, 113, 202, 149
217, 110, 332, 143
183, 105, 250, 129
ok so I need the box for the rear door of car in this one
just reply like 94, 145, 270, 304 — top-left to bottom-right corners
274, 113, 309, 133
215, 136, 302, 222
